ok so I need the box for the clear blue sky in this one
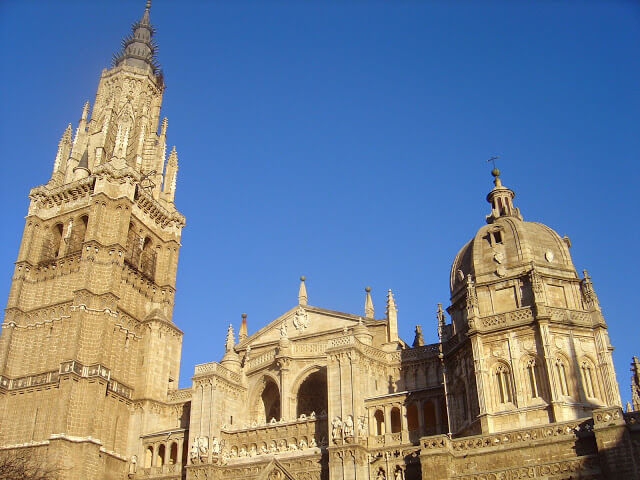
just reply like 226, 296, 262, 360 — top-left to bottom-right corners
0, 1, 638, 404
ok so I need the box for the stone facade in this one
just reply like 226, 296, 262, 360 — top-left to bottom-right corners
0, 5, 638, 480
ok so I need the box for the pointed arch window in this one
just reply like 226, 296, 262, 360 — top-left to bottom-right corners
494, 363, 513, 404
525, 358, 540, 399
555, 357, 570, 396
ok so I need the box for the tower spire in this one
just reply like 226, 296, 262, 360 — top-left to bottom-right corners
112, 1, 161, 78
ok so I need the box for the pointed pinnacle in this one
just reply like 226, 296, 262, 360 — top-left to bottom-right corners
298, 276, 307, 306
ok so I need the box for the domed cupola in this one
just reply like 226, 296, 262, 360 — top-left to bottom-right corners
450, 169, 576, 298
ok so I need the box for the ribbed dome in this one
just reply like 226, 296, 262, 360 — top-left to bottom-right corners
450, 172, 576, 295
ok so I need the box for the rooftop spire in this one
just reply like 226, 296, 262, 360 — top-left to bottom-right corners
364, 286, 374, 318
239, 313, 248, 341
298, 276, 307, 305
111, 1, 161, 79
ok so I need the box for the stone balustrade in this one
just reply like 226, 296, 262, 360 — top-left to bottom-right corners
420, 417, 594, 453
217, 415, 327, 462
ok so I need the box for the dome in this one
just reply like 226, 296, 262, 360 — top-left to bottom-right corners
450, 173, 575, 295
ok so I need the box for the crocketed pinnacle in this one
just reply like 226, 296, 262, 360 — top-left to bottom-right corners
111, 1, 161, 77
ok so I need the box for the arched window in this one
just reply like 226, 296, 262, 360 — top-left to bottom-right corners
423, 400, 436, 435
525, 358, 541, 399
41, 224, 63, 263
373, 409, 385, 435
68, 215, 88, 254
406, 404, 419, 432
144, 446, 153, 468
169, 442, 178, 465
261, 379, 280, 422
140, 237, 156, 280
555, 357, 570, 396
390, 407, 401, 433
156, 444, 165, 467
296, 369, 328, 417
494, 363, 513, 404
580, 360, 598, 399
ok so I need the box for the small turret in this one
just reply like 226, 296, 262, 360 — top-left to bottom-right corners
221, 323, 241, 372
486, 168, 522, 224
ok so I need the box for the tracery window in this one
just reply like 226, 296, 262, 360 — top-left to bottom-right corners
555, 357, 570, 396
494, 363, 513, 404
580, 360, 598, 398
525, 358, 540, 399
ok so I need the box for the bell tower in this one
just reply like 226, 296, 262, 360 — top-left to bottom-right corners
0, 3, 186, 478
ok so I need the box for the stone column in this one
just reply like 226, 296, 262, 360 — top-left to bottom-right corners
417, 400, 425, 436
434, 399, 442, 434
278, 357, 291, 420
401, 403, 409, 442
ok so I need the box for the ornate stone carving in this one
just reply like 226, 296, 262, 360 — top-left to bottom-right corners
293, 306, 310, 332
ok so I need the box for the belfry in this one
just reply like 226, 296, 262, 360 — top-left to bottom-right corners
0, 4, 638, 480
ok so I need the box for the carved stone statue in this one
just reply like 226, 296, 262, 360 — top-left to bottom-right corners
299, 438, 307, 449
376, 468, 386, 480
280, 321, 288, 338
331, 417, 343, 442
357, 415, 368, 437
394, 467, 404, 480
309, 437, 317, 448
198, 436, 209, 458
128, 455, 137, 474
211, 436, 220, 454
190, 440, 199, 464
343, 415, 354, 437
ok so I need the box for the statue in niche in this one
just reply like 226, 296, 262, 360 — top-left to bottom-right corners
376, 467, 386, 480
299, 438, 307, 449
211, 436, 220, 454
198, 436, 209, 458
343, 415, 354, 437
309, 437, 317, 448
357, 416, 368, 437
128, 455, 137, 474
189, 440, 199, 464
394, 467, 404, 480
331, 417, 343, 442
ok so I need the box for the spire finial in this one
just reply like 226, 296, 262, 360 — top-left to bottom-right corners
224, 324, 235, 352
487, 156, 500, 184
298, 276, 307, 306
413, 325, 425, 347
146, 0, 151, 9
364, 286, 374, 318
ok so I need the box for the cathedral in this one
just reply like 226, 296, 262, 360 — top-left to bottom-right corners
0, 4, 638, 480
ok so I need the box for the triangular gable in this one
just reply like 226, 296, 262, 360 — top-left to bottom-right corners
257, 458, 296, 480
237, 305, 381, 351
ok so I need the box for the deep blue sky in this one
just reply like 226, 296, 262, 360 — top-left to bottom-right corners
0, 1, 638, 404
